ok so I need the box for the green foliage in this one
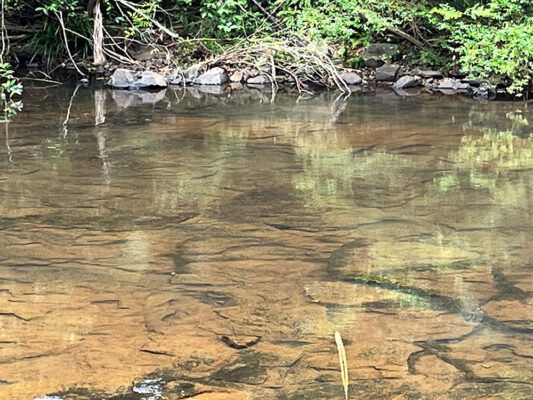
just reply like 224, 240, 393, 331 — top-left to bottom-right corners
32, 0, 92, 65
3, 0, 533, 93
0, 63, 23, 122
197, 0, 263, 37
430, 0, 533, 94
124, 0, 161, 38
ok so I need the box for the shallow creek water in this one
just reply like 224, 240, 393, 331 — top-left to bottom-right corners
0, 86, 531, 400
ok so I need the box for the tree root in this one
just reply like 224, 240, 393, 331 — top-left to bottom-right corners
211, 37, 350, 94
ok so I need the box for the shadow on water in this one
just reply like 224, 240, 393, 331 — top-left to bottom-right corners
0, 86, 532, 399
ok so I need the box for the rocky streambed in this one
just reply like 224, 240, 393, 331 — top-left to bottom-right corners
1, 87, 531, 400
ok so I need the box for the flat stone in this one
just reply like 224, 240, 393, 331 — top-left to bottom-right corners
247, 75, 270, 85
194, 67, 229, 85
438, 78, 470, 91
375, 63, 402, 82
340, 71, 362, 85
392, 75, 421, 89
108, 68, 136, 88
414, 70, 443, 79
134, 71, 167, 88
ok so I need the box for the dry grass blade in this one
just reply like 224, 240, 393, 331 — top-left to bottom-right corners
335, 331, 349, 400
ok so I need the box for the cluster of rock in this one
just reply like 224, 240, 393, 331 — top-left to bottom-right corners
107, 42, 496, 100
368, 62, 496, 100
108, 65, 229, 89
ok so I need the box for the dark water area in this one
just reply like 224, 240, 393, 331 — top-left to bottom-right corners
0, 85, 531, 400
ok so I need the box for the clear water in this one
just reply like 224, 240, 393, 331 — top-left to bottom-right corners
0, 86, 531, 399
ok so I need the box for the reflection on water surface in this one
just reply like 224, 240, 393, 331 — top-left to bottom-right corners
0, 86, 531, 399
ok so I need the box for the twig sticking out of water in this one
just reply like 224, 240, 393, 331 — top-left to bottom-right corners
335, 331, 349, 400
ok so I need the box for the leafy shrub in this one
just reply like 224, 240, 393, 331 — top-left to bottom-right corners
0, 63, 23, 122
4, 0, 533, 93
431, 0, 533, 94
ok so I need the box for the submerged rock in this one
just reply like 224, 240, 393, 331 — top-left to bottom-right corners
375, 63, 402, 82
392, 75, 421, 89
210, 353, 266, 385
132, 378, 163, 399
194, 67, 229, 85
340, 70, 362, 85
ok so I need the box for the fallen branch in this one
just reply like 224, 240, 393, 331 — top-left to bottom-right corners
55, 11, 86, 76
114, 0, 182, 40
386, 25, 425, 49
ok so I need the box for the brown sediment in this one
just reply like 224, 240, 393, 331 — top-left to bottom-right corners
0, 87, 531, 400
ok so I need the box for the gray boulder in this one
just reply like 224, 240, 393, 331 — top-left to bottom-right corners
108, 69, 168, 88
375, 63, 402, 82
438, 78, 470, 91
194, 67, 229, 85
108, 68, 136, 88
340, 71, 362, 85
135, 71, 167, 88
392, 75, 421, 89
247, 75, 270, 85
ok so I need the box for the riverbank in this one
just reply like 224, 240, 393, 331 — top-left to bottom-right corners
3, 0, 532, 104
101, 63, 501, 101
19, 54, 518, 103
16, 36, 530, 102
